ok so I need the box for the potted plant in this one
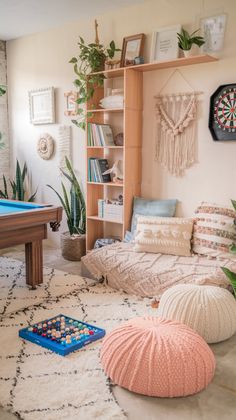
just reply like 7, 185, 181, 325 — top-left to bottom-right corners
69, 21, 120, 129
177, 29, 205, 57
0, 160, 37, 201
47, 157, 86, 261
221, 199, 236, 296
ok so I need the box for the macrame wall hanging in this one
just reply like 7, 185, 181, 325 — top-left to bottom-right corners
154, 69, 202, 177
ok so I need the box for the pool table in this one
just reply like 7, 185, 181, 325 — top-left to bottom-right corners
0, 199, 62, 288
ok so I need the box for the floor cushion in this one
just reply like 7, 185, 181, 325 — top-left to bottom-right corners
158, 284, 236, 343
82, 242, 236, 298
100, 316, 215, 397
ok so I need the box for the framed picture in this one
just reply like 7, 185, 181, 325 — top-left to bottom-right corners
200, 14, 227, 53
29, 87, 55, 125
121, 33, 145, 67
150, 25, 181, 62
64, 91, 78, 116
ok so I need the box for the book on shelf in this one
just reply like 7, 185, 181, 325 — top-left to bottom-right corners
87, 123, 115, 147
88, 158, 111, 183
97, 198, 123, 222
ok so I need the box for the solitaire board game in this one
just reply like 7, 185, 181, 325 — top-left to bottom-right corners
19, 314, 106, 356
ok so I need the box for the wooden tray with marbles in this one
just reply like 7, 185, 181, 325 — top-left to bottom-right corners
19, 314, 106, 356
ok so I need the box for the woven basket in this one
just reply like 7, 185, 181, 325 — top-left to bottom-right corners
61, 232, 86, 261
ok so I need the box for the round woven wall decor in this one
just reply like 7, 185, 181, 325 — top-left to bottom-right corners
37, 133, 54, 160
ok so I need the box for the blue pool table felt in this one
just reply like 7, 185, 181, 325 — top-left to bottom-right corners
0, 199, 46, 215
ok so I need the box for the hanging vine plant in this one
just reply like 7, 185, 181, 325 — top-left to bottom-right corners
69, 21, 120, 130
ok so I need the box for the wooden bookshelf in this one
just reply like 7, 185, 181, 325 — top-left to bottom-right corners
86, 54, 218, 251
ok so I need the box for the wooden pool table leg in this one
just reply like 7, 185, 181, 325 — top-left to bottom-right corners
25, 240, 43, 289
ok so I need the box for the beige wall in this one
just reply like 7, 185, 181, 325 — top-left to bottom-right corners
7, 0, 236, 243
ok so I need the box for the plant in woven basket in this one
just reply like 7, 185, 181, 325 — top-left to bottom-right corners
177, 29, 205, 51
47, 157, 86, 236
69, 20, 120, 130
47, 157, 86, 261
0, 160, 37, 201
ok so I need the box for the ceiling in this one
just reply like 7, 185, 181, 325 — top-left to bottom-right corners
0, 0, 145, 41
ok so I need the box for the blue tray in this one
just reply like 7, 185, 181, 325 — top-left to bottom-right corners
19, 314, 106, 356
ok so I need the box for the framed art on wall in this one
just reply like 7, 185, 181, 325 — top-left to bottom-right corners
120, 33, 145, 67
64, 91, 78, 116
29, 87, 55, 125
150, 25, 181, 62
200, 14, 227, 53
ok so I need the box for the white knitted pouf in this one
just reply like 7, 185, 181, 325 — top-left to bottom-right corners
158, 284, 236, 343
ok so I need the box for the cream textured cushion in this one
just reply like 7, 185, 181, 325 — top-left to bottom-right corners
101, 316, 215, 397
158, 284, 236, 343
192, 202, 236, 258
134, 216, 193, 256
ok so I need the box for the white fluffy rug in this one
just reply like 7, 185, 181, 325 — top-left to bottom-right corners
0, 257, 154, 420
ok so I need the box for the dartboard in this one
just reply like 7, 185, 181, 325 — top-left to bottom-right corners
209, 84, 236, 141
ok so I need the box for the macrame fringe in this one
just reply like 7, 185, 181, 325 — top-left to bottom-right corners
155, 93, 198, 177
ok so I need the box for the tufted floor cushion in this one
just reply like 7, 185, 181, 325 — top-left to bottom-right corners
158, 284, 236, 343
100, 316, 215, 397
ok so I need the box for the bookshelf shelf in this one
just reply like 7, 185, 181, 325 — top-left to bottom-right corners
87, 108, 124, 113
87, 182, 123, 187
90, 55, 218, 77
86, 54, 218, 251
87, 215, 123, 224
87, 146, 123, 149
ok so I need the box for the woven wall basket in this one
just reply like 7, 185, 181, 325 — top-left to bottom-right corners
60, 232, 86, 261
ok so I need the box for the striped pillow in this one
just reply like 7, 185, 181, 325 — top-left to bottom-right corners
192, 202, 236, 258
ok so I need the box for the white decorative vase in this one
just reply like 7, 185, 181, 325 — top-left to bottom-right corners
183, 45, 198, 58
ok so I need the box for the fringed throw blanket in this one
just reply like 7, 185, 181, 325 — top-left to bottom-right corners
155, 92, 198, 176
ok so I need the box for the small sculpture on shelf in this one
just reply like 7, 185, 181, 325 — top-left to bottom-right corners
103, 160, 123, 184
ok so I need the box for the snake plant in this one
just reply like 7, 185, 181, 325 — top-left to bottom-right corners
0, 160, 37, 201
47, 157, 86, 236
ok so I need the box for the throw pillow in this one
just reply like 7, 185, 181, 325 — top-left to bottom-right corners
134, 216, 193, 256
192, 202, 236, 258
131, 197, 177, 233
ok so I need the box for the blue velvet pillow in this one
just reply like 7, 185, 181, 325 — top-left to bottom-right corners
131, 197, 177, 233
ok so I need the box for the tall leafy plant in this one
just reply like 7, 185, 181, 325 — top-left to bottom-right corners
0, 160, 37, 201
69, 35, 120, 130
47, 157, 86, 235
221, 199, 236, 297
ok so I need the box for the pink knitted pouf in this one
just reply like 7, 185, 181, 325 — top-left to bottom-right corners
101, 317, 215, 397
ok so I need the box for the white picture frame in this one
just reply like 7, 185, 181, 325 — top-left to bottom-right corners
29, 87, 55, 125
150, 25, 181, 62
200, 14, 227, 53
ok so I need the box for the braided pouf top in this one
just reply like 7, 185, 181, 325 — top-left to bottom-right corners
158, 284, 236, 343
100, 316, 215, 397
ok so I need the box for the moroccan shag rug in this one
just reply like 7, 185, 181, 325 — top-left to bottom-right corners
0, 257, 153, 420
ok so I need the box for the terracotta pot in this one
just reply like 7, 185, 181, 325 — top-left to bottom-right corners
60, 232, 86, 261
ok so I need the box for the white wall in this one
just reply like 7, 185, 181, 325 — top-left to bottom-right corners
0, 41, 9, 186
6, 0, 236, 244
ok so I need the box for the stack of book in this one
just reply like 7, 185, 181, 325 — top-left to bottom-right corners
87, 123, 115, 147
88, 158, 111, 183
97, 199, 123, 222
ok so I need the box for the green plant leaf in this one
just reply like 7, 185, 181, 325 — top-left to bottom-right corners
231, 199, 236, 211
28, 189, 37, 202
221, 267, 236, 297
16, 160, 25, 201
229, 243, 236, 254
69, 57, 78, 64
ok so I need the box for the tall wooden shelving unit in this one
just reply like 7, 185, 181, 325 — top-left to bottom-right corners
86, 54, 218, 251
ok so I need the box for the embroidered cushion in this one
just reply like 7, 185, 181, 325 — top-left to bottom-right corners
101, 316, 215, 397
131, 197, 177, 233
192, 202, 236, 258
134, 216, 193, 256
158, 284, 236, 343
